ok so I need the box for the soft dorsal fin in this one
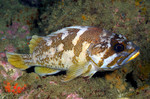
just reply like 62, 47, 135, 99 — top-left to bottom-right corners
29, 35, 43, 53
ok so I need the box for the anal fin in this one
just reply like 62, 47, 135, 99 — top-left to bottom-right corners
34, 67, 60, 76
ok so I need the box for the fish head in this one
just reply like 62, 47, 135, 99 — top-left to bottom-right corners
88, 30, 140, 70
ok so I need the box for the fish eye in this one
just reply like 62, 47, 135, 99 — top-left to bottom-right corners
114, 43, 124, 52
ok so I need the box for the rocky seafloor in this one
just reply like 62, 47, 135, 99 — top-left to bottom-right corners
0, 0, 150, 99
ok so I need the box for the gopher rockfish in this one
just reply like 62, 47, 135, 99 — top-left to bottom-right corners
6, 26, 140, 82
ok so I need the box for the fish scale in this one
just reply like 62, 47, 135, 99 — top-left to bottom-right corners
6, 26, 140, 82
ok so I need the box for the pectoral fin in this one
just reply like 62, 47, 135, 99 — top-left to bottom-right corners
34, 67, 60, 76
82, 71, 97, 79
82, 64, 97, 79
62, 64, 88, 82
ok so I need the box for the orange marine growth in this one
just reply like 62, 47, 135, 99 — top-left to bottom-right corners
4, 82, 26, 94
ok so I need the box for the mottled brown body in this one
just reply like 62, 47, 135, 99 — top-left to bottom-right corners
7, 26, 140, 82
30, 27, 103, 69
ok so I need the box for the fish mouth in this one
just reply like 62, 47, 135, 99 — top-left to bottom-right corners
118, 46, 140, 66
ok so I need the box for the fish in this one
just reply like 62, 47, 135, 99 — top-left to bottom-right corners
6, 26, 140, 82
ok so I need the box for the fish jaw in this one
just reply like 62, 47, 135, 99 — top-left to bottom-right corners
118, 46, 140, 66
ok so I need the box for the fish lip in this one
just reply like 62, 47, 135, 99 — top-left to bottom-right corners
118, 46, 140, 66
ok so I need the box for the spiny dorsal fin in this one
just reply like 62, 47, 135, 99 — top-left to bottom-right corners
29, 35, 43, 53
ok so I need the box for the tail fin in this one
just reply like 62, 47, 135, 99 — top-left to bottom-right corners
6, 52, 31, 70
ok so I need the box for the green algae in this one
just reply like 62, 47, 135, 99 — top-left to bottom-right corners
0, 0, 39, 53
10, 73, 119, 98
